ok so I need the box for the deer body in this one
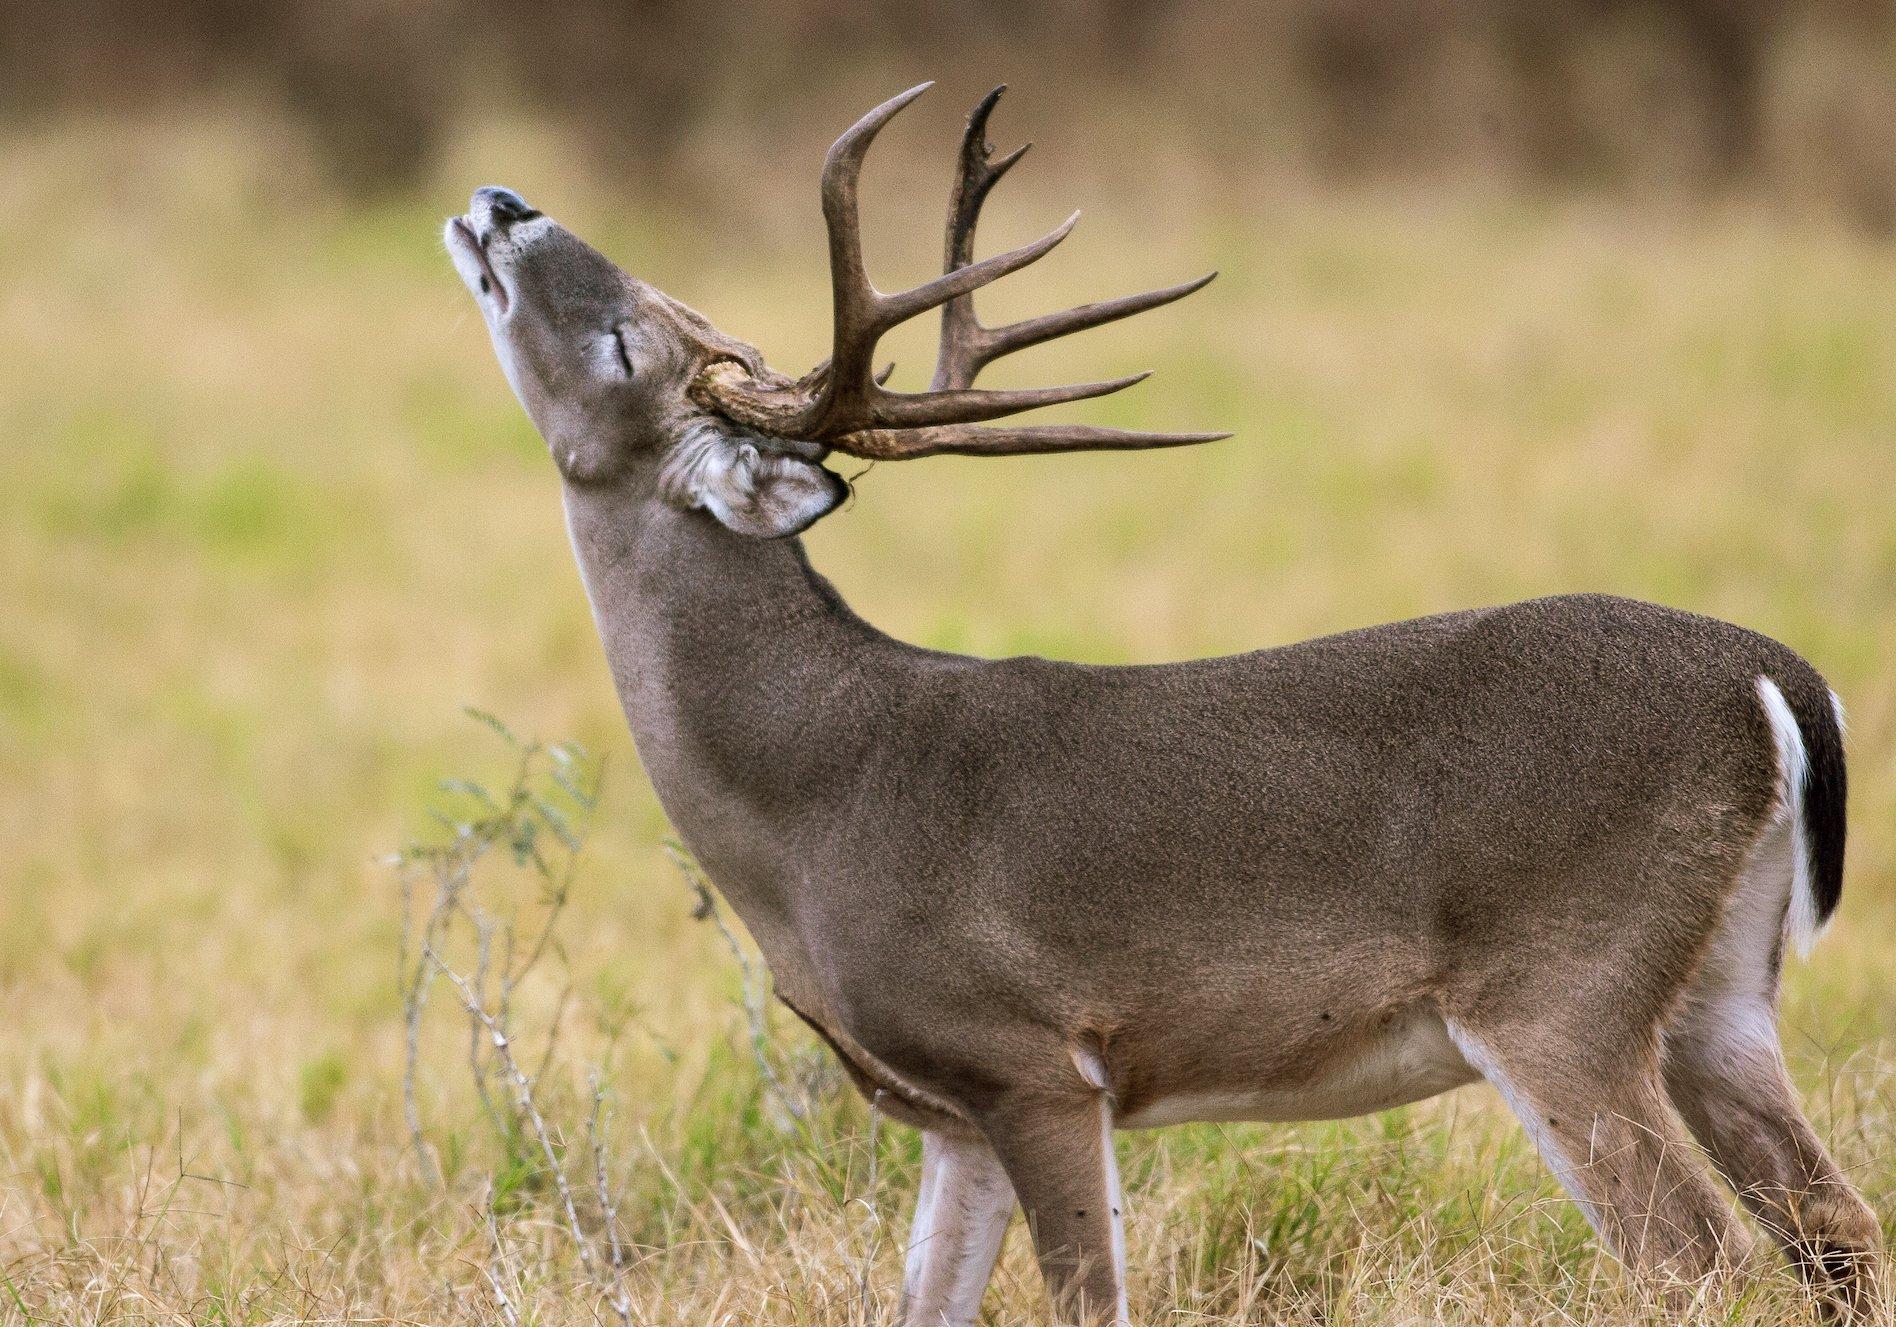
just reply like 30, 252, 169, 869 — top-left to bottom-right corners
571, 485, 1625, 1129
452, 85, 1880, 1324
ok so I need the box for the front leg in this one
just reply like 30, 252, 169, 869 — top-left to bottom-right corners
900, 1130, 1017, 1327
981, 1094, 1128, 1327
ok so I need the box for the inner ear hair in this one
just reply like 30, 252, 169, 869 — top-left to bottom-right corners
656, 418, 750, 513
658, 417, 843, 539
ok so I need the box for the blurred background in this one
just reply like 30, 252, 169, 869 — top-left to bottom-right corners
3, 4, 1895, 1322
9, 0, 1896, 221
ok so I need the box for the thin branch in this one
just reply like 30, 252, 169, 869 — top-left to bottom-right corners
857, 1090, 886, 1323
589, 1074, 634, 1298
480, 1189, 523, 1327
428, 947, 634, 1327
395, 720, 638, 1324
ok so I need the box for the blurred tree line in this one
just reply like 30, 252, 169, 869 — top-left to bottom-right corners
6, 0, 1894, 226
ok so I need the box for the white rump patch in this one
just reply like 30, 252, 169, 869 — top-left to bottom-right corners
1661, 810, 1791, 1081
1754, 676, 1824, 955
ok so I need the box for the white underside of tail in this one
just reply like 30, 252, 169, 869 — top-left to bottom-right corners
1754, 676, 1825, 956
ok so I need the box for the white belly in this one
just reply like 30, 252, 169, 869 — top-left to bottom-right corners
1114, 1007, 1480, 1130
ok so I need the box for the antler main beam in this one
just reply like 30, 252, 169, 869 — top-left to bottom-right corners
693, 83, 1228, 459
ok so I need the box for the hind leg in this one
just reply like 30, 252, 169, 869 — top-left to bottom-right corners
1664, 987, 1881, 1317
1447, 1018, 1749, 1287
1662, 826, 1882, 1318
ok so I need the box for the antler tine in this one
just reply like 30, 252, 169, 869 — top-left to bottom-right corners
947, 88, 1033, 269
806, 80, 1082, 435
934, 86, 1031, 391
878, 212, 1080, 327
833, 422, 1233, 461
871, 371, 1149, 428
817, 206, 1084, 432
803, 81, 936, 433
976, 272, 1218, 365
927, 89, 1219, 399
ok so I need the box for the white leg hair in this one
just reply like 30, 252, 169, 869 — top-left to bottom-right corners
1097, 1094, 1130, 1326
1072, 1044, 1131, 1325
900, 1131, 1018, 1327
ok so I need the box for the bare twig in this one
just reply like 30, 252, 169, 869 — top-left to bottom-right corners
589, 1074, 630, 1282
480, 1189, 523, 1327
398, 841, 473, 1189
395, 716, 634, 1325
429, 950, 634, 1327
397, 863, 437, 1188
463, 903, 505, 1139
858, 1090, 886, 1323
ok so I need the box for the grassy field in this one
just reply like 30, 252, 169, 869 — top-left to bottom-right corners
3, 110, 1896, 1324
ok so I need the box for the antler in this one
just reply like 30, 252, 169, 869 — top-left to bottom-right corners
692, 83, 1227, 460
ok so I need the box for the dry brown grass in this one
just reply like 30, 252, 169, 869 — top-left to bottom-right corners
1, 109, 1894, 1323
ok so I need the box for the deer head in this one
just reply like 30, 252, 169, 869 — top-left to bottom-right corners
445, 83, 1225, 538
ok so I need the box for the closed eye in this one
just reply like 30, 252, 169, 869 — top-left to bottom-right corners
610, 326, 634, 378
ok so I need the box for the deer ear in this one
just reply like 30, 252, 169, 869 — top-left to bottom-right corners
662, 422, 847, 539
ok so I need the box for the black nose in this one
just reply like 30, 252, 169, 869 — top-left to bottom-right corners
473, 186, 540, 228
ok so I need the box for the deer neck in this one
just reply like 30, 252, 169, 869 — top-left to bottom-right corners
560, 479, 899, 908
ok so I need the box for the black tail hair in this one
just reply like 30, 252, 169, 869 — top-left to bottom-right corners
1773, 666, 1848, 929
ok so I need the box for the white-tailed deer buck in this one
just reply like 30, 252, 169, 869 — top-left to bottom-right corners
447, 84, 1880, 1324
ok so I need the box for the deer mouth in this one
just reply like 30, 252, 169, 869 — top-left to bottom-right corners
448, 216, 510, 314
